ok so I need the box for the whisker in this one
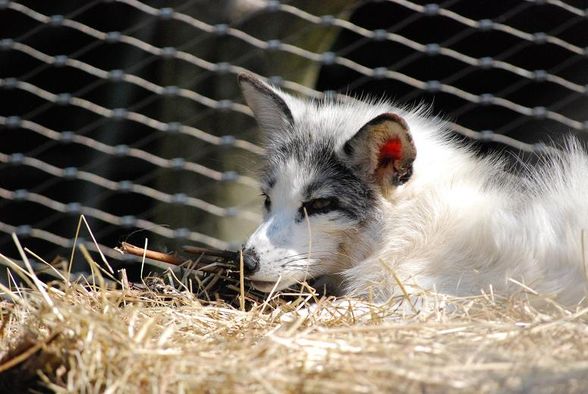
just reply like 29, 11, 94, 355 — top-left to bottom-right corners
279, 255, 329, 266
280, 257, 320, 267
278, 250, 352, 266
275, 250, 337, 260
276, 252, 328, 263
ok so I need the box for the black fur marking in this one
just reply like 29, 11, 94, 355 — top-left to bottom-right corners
261, 173, 276, 190
299, 197, 339, 217
343, 141, 354, 156
303, 180, 322, 200
261, 193, 271, 211
391, 164, 413, 186
268, 134, 377, 224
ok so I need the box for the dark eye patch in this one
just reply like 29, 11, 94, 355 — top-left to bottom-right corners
261, 192, 271, 211
300, 197, 339, 217
266, 135, 377, 224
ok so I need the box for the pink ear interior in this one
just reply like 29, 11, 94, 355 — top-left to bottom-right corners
378, 138, 402, 167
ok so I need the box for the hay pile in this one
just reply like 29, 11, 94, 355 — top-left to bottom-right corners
1, 247, 588, 393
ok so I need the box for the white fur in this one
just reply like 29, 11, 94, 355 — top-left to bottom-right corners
345, 113, 588, 305
241, 76, 588, 305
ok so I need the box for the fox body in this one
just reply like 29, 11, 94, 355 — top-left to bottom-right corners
238, 73, 588, 305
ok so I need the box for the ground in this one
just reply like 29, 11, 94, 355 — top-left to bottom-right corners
1, 269, 588, 393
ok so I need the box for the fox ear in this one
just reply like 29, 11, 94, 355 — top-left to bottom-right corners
343, 113, 416, 197
238, 73, 294, 134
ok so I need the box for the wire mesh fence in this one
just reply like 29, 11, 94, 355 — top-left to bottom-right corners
1, 0, 587, 275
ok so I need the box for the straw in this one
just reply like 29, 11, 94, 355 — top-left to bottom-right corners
1, 238, 587, 393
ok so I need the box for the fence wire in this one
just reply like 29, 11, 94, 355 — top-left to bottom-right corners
1, 0, 587, 270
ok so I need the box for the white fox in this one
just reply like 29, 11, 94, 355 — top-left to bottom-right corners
238, 73, 588, 305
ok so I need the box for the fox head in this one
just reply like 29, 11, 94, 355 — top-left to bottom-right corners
238, 73, 417, 292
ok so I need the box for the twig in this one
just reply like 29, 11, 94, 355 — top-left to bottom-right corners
119, 242, 184, 266
182, 245, 239, 261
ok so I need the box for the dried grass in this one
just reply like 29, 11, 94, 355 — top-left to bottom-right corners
1, 236, 588, 393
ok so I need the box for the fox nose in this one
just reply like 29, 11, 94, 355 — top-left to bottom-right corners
241, 249, 260, 274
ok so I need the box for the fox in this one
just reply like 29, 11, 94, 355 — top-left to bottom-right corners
237, 72, 588, 306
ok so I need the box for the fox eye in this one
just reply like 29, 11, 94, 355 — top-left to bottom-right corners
261, 193, 271, 211
301, 197, 338, 216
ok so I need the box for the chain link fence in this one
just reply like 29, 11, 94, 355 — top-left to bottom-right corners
1, 0, 587, 275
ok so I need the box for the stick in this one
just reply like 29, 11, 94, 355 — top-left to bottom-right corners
182, 245, 239, 261
119, 242, 184, 266
118, 243, 236, 273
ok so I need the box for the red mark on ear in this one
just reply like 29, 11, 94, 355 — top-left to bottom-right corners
378, 139, 402, 167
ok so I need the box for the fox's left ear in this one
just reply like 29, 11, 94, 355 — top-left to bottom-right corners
343, 113, 416, 197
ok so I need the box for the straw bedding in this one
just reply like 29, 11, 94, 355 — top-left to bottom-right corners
1, 251, 588, 393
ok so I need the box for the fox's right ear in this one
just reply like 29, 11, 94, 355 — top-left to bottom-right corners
238, 73, 294, 134
343, 113, 416, 198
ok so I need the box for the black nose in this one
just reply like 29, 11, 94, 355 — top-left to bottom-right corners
242, 249, 260, 274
